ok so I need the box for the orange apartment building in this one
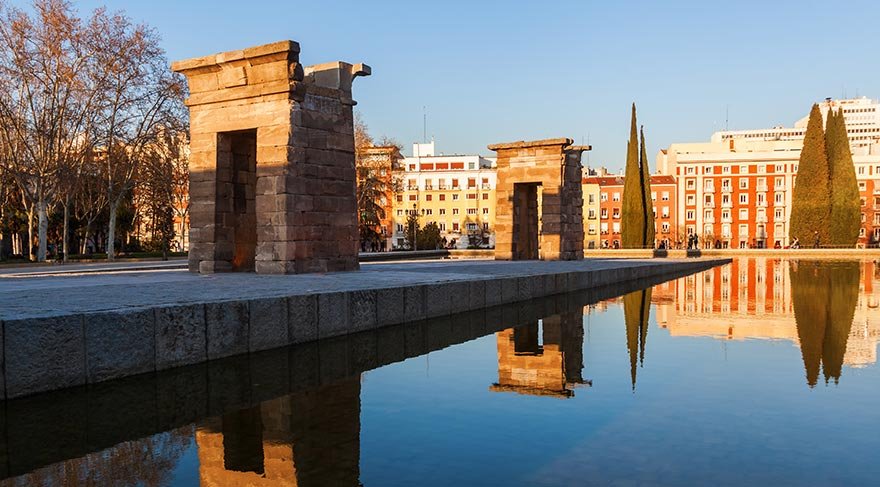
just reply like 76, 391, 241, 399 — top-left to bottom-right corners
583, 174, 678, 249
658, 97, 880, 248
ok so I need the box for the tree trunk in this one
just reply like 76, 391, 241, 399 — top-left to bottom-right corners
107, 196, 120, 261
62, 200, 70, 263
26, 206, 35, 262
37, 197, 48, 262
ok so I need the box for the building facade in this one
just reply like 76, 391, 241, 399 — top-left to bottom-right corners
658, 97, 880, 248
582, 174, 678, 249
391, 142, 497, 249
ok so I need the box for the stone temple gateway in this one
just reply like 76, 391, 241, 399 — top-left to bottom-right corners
489, 138, 589, 261
172, 41, 370, 274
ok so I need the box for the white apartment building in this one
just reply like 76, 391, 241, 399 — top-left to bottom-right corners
392, 142, 497, 249
658, 97, 880, 248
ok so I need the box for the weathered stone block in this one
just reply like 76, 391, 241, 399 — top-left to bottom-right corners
468, 280, 487, 310
317, 291, 350, 338
375, 287, 404, 326
288, 294, 318, 343
249, 297, 289, 352
5, 315, 85, 398
485, 279, 503, 307
155, 304, 207, 370
205, 301, 249, 359
350, 290, 377, 332
501, 278, 519, 304
85, 308, 156, 383
425, 283, 453, 319
403, 285, 426, 322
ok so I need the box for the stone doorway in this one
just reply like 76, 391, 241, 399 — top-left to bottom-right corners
219, 130, 257, 272
512, 183, 540, 260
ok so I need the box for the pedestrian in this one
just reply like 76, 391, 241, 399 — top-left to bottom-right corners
813, 231, 820, 249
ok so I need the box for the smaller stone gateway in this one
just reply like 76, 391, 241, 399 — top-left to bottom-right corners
489, 138, 590, 261
172, 41, 370, 274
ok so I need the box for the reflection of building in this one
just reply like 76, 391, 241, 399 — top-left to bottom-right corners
652, 258, 880, 368
392, 141, 497, 249
197, 378, 360, 486
490, 311, 588, 397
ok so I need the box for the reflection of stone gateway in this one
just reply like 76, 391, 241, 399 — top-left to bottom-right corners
491, 310, 589, 397
197, 377, 361, 486
172, 41, 370, 274
489, 139, 590, 260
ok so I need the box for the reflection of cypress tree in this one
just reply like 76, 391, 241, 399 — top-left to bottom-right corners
822, 262, 859, 383
623, 288, 651, 390
790, 260, 859, 387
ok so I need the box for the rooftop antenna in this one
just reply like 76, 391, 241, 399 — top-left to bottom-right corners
724, 105, 729, 130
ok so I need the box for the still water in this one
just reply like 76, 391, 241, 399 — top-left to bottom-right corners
3, 258, 879, 486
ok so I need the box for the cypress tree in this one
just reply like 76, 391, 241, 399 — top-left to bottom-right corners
621, 103, 645, 248
790, 104, 831, 246
790, 260, 828, 387
826, 108, 861, 246
822, 261, 859, 383
623, 288, 651, 391
640, 126, 655, 248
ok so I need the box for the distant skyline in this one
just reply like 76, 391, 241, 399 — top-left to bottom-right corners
22, 0, 880, 171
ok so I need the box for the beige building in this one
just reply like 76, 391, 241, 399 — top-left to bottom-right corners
392, 141, 496, 249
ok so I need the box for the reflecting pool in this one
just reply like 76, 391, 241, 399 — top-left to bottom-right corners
2, 258, 879, 486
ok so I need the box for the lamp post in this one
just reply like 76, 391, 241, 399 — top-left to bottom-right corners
411, 203, 418, 251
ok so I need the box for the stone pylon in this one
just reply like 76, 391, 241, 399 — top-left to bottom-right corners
489, 138, 589, 260
172, 41, 370, 274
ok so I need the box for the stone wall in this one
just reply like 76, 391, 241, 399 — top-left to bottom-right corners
172, 41, 370, 274
489, 138, 589, 260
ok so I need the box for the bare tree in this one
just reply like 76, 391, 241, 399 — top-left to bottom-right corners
88, 10, 184, 260
0, 0, 105, 261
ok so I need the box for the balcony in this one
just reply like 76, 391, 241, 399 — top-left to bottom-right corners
721, 201, 733, 208
704, 186, 715, 193
721, 186, 732, 193
407, 186, 419, 191
756, 185, 768, 192
704, 202, 715, 208
424, 185, 433, 190
704, 217, 715, 223
721, 217, 733, 223
482, 184, 491, 190
438, 185, 447, 190
757, 201, 768, 208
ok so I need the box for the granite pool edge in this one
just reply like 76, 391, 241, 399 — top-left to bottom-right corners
0, 258, 730, 399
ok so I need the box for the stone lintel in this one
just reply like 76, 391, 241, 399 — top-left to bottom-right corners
170, 40, 300, 73
488, 138, 574, 151
304, 61, 371, 95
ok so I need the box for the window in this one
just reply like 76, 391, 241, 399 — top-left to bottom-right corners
452, 179, 459, 189
601, 222, 609, 234
775, 164, 784, 172
687, 194, 696, 205
662, 191, 669, 201
439, 209, 446, 215
721, 178, 731, 190
600, 193, 608, 202
662, 222, 670, 233
861, 197, 867, 207
483, 222, 490, 230
482, 208, 489, 214
686, 179, 696, 190
588, 209, 597, 219
396, 195, 403, 202
407, 178, 417, 190
425, 209, 433, 215
467, 208, 477, 215
424, 179, 433, 190
588, 194, 596, 204
439, 223, 446, 231
739, 224, 749, 237
775, 193, 784, 204
409, 194, 417, 201
661, 206, 669, 218
757, 177, 767, 191
601, 208, 608, 218
739, 194, 748, 204
775, 177, 784, 189
439, 194, 446, 201
468, 178, 476, 188
452, 222, 459, 231
467, 223, 478, 231
452, 208, 459, 215
452, 194, 459, 200
858, 166, 866, 175
722, 224, 731, 238
651, 192, 657, 201
739, 178, 748, 189
722, 166, 731, 174
739, 209, 748, 220
704, 166, 713, 174
612, 208, 621, 218
722, 209, 731, 221
758, 164, 766, 174
612, 192, 621, 202
774, 208, 783, 220
466, 193, 477, 200
686, 166, 695, 175
704, 209, 713, 220
425, 194, 432, 201
612, 222, 621, 233
686, 210, 695, 220
588, 223, 597, 235
397, 224, 404, 232
482, 193, 489, 200
859, 181, 867, 191
739, 165, 748, 174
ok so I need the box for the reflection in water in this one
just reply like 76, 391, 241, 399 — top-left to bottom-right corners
623, 289, 652, 390
0, 427, 192, 487
197, 378, 361, 486
491, 310, 589, 397
790, 260, 860, 386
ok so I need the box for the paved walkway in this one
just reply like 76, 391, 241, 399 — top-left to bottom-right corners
2, 258, 713, 320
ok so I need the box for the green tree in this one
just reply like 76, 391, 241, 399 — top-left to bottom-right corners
790, 104, 831, 246
640, 126, 655, 247
826, 108, 861, 246
621, 104, 645, 248
404, 210, 419, 250
418, 222, 442, 250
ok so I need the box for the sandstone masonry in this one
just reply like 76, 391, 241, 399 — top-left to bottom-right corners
172, 41, 370, 274
489, 138, 590, 260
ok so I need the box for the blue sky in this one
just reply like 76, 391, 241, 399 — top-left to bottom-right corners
36, 0, 880, 171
